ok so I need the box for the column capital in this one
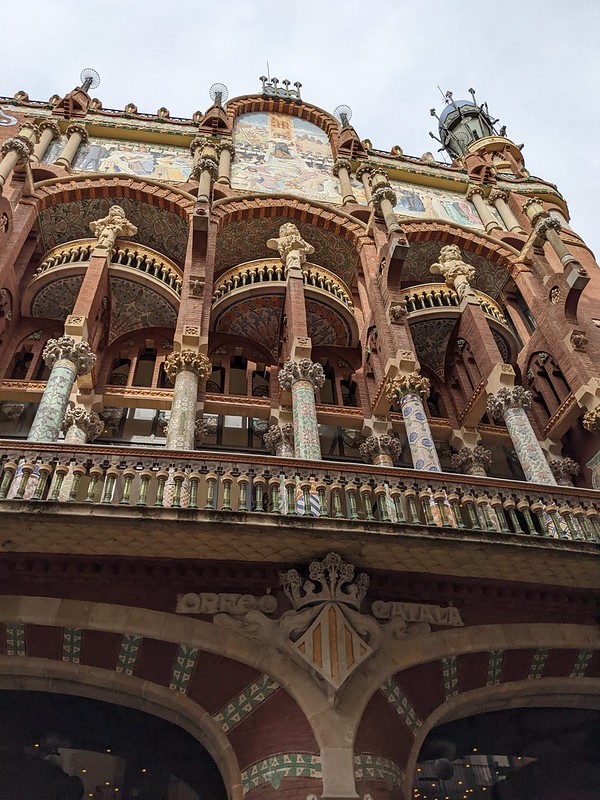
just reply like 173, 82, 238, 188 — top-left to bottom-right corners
385, 372, 431, 402
89, 205, 138, 250
548, 456, 580, 484
355, 163, 373, 180
65, 123, 89, 143
278, 358, 325, 391
371, 185, 397, 213
38, 119, 61, 138
486, 385, 532, 420
359, 433, 402, 464
190, 136, 208, 156
450, 445, 492, 474
191, 156, 218, 180
465, 183, 485, 201
535, 217, 562, 238
583, 405, 600, 432
165, 350, 211, 382
263, 423, 295, 455
217, 140, 235, 156
488, 188, 508, 203
0, 136, 34, 163
332, 158, 352, 176
43, 336, 96, 376
267, 222, 315, 269
522, 195, 546, 223
62, 406, 103, 441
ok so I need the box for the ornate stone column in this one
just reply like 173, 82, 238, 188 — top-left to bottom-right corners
548, 457, 580, 487
54, 124, 89, 170
486, 387, 557, 485
27, 337, 96, 443
164, 350, 211, 450
190, 137, 219, 202
31, 120, 61, 164
0, 136, 34, 189
333, 158, 355, 204
466, 185, 502, 233
278, 359, 325, 460
451, 445, 492, 477
216, 141, 235, 185
488, 188, 524, 233
62, 406, 103, 444
355, 164, 373, 202
370, 169, 402, 234
264, 423, 295, 457
386, 373, 441, 472
523, 197, 579, 270
359, 434, 402, 467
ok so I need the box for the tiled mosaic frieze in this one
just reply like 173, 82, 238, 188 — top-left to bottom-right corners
116, 634, 143, 676
527, 648, 549, 679
27, 361, 77, 443
354, 754, 405, 788
62, 627, 82, 663
503, 406, 556, 485
213, 674, 280, 733
4, 622, 26, 656
292, 380, 322, 460
570, 649, 594, 678
241, 754, 322, 795
441, 656, 459, 698
486, 650, 504, 686
380, 677, 423, 735
169, 645, 199, 694
399, 392, 441, 472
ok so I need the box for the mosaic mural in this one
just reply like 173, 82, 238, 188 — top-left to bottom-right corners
215, 217, 359, 284
306, 299, 352, 347
38, 197, 188, 265
391, 179, 491, 229
397, 240, 508, 299
214, 295, 284, 356
109, 277, 178, 342
43, 136, 193, 182
31, 275, 83, 319
231, 112, 341, 203
409, 318, 457, 378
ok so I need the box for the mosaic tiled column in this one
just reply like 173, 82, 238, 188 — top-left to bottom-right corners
62, 405, 103, 444
263, 423, 295, 457
450, 445, 492, 477
548, 457, 580, 487
27, 337, 96, 443
487, 387, 556, 485
164, 350, 211, 450
278, 359, 325, 460
386, 373, 441, 472
359, 434, 402, 467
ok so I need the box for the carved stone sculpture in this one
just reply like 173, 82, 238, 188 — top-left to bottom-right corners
62, 405, 104, 442
359, 434, 402, 464
89, 205, 138, 250
278, 359, 325, 392
450, 445, 492, 476
430, 244, 476, 301
267, 223, 315, 271
486, 386, 532, 421
548, 457, 580, 486
583, 405, 600, 433
385, 372, 431, 403
42, 336, 96, 376
164, 350, 211, 382
263, 423, 295, 456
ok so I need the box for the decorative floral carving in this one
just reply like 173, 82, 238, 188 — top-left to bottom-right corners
62, 405, 103, 441
278, 359, 325, 391
164, 350, 211, 382
191, 157, 218, 181
548, 457, 580, 485
267, 223, 315, 270
389, 304, 407, 323
89, 206, 138, 250
486, 386, 532, 421
263, 423, 295, 455
98, 407, 123, 431
488, 188, 508, 203
450, 446, 492, 474
465, 184, 484, 201
38, 120, 61, 138
385, 372, 431, 403
549, 286, 560, 304
570, 330, 588, 352
371, 185, 397, 213
430, 244, 476, 300
583, 406, 600, 433
332, 158, 352, 176
0, 136, 33, 162
190, 137, 208, 156
279, 552, 369, 612
359, 434, 402, 464
65, 123, 89, 144
535, 217, 562, 237
42, 336, 96, 376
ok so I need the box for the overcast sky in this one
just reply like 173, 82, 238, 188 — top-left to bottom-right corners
2, 0, 598, 254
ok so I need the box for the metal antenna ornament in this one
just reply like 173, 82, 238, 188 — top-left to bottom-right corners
80, 68, 100, 94
334, 104, 353, 128
209, 82, 229, 107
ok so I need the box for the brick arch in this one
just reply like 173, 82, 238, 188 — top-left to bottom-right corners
402, 220, 518, 266
225, 96, 339, 147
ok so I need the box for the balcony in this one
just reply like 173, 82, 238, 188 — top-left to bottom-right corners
398, 283, 510, 328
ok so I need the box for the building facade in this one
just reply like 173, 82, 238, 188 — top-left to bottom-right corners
0, 78, 598, 799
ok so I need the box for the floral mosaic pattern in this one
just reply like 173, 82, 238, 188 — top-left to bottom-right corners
442, 656, 459, 698
109, 277, 177, 342
232, 112, 340, 202
486, 650, 504, 685
527, 648, 548, 679
409, 318, 456, 378
306, 299, 352, 347
62, 627, 82, 663
503, 406, 556, 485
241, 754, 321, 795
215, 217, 359, 284
38, 197, 188, 265
4, 622, 26, 656
31, 275, 83, 320
27, 361, 77, 442
116, 634, 142, 676
292, 380, 322, 460
214, 295, 284, 356
400, 393, 441, 472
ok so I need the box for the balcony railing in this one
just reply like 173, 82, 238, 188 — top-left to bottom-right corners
399, 284, 508, 326
32, 239, 183, 296
212, 260, 354, 309
0, 442, 598, 543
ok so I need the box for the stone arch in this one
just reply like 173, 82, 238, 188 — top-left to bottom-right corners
225, 96, 339, 147
0, 656, 242, 800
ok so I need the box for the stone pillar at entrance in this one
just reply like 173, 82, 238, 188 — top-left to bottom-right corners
62, 405, 103, 444
27, 337, 96, 443
264, 423, 295, 457
278, 359, 325, 460
164, 350, 212, 450
386, 373, 441, 472
359, 433, 402, 467
487, 387, 557, 485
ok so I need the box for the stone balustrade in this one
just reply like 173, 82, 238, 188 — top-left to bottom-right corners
0, 443, 598, 542
32, 239, 183, 295
212, 260, 353, 308
398, 283, 508, 325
